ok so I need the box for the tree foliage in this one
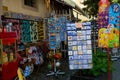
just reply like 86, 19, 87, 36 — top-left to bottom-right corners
82, 0, 120, 18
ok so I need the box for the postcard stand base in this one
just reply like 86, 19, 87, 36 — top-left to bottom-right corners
46, 49, 65, 77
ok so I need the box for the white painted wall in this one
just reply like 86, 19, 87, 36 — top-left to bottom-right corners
2, 0, 48, 18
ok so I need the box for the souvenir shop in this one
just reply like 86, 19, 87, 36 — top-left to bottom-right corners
46, 1, 120, 80
0, 1, 120, 80
0, 13, 46, 80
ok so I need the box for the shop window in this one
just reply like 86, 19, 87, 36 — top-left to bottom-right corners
24, 0, 37, 8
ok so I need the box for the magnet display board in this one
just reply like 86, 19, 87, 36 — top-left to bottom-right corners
20, 20, 31, 42
67, 22, 92, 70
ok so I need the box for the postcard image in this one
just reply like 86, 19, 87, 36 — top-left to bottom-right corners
68, 51, 73, 55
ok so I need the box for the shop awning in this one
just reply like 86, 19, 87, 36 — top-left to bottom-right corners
74, 4, 88, 17
63, 0, 75, 7
56, 0, 75, 7
55, 0, 87, 17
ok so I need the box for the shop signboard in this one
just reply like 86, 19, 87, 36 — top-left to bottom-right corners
37, 21, 44, 40
67, 22, 92, 70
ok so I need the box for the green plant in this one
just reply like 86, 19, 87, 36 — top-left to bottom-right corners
81, 49, 113, 77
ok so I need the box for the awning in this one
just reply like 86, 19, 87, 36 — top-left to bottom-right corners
63, 0, 75, 7
63, 0, 88, 17
55, 0, 87, 17
55, 0, 75, 7
74, 6, 88, 17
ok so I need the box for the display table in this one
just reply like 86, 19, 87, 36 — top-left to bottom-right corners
0, 60, 18, 80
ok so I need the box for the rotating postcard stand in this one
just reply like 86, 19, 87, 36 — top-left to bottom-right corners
46, 19, 65, 77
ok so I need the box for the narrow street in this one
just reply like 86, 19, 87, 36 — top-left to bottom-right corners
112, 60, 120, 80
28, 58, 120, 80
29, 59, 74, 80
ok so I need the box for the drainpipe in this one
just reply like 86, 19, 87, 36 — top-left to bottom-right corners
0, 0, 2, 27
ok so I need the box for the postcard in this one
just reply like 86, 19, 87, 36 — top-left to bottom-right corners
68, 41, 73, 46
86, 26, 91, 29
81, 31, 86, 35
72, 36, 77, 40
68, 36, 72, 40
87, 40, 91, 44
87, 55, 92, 59
82, 64, 89, 69
74, 55, 79, 59
69, 56, 74, 60
78, 41, 83, 45
78, 51, 82, 55
72, 41, 77, 45
69, 65, 74, 70
86, 35, 91, 39
83, 60, 87, 64
72, 46, 78, 50
88, 59, 92, 63
82, 50, 87, 54
87, 50, 92, 54
86, 45, 92, 50
75, 23, 82, 28
77, 36, 81, 40
73, 51, 78, 55
68, 46, 72, 50
67, 27, 71, 30
86, 30, 91, 34
74, 65, 79, 69
77, 31, 81, 36
78, 46, 82, 50
68, 51, 73, 55
83, 45, 87, 50
69, 61, 74, 65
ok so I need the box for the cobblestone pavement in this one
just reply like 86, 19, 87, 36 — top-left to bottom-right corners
27, 58, 120, 80
112, 60, 120, 80
28, 59, 75, 80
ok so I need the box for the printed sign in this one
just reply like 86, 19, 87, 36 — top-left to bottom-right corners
30, 21, 38, 41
